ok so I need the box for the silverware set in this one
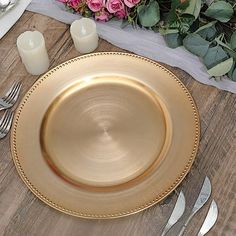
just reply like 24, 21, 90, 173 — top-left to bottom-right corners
0, 0, 17, 16
161, 176, 218, 236
0, 81, 22, 139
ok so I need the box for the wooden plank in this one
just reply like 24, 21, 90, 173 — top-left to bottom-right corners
0, 12, 235, 236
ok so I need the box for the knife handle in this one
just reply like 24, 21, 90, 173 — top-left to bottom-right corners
197, 232, 204, 236
177, 212, 195, 236
177, 225, 187, 236
160, 223, 171, 236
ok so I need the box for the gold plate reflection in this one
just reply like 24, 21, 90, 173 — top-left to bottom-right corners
11, 52, 200, 219
40, 77, 170, 190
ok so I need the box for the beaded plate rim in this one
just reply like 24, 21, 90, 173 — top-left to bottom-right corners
11, 52, 200, 219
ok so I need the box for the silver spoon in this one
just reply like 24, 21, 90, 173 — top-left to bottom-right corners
0, 0, 11, 12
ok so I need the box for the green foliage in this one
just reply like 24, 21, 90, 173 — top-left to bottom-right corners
65, 0, 236, 81
198, 26, 217, 41
203, 46, 228, 68
168, 0, 190, 23
142, 0, 236, 79
231, 69, 236, 81
196, 21, 217, 40
181, 0, 201, 19
156, 0, 236, 80
207, 58, 234, 76
204, 1, 234, 23
137, 0, 160, 27
164, 33, 183, 48
183, 34, 210, 57
230, 32, 236, 50
228, 62, 236, 81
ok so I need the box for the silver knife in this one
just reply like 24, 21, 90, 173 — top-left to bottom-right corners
177, 176, 212, 236
197, 200, 218, 236
160, 191, 186, 236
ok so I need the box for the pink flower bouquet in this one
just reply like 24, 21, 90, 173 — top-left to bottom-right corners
58, 0, 141, 21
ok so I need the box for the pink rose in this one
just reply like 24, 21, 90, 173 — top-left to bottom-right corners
68, 0, 81, 8
106, 0, 124, 13
124, 0, 140, 8
87, 0, 104, 12
57, 0, 80, 8
95, 9, 110, 21
115, 8, 127, 19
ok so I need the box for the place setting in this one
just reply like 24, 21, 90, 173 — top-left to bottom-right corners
1, 18, 218, 236
0, 0, 235, 235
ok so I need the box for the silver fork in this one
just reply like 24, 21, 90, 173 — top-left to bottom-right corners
0, 110, 14, 139
0, 81, 22, 111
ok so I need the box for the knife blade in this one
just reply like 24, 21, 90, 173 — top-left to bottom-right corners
197, 200, 218, 236
160, 191, 186, 236
177, 176, 212, 236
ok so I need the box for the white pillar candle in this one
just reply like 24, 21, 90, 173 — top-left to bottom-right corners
17, 31, 49, 75
70, 18, 98, 54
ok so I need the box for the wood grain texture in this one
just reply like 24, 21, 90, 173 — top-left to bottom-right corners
0, 12, 235, 236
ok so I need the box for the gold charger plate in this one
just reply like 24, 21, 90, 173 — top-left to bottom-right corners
11, 52, 200, 219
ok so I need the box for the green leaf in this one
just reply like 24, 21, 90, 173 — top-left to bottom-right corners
137, 0, 160, 27
232, 69, 236, 81
203, 46, 228, 69
228, 62, 236, 81
195, 21, 217, 40
179, 15, 195, 33
164, 33, 183, 48
159, 28, 179, 35
225, 48, 236, 60
207, 58, 234, 76
195, 21, 217, 33
205, 1, 234, 23
183, 34, 210, 57
169, 21, 180, 29
231, 68, 236, 81
168, 0, 189, 24
171, 0, 190, 10
177, 0, 189, 10
230, 32, 236, 50
179, 16, 195, 34
181, 0, 202, 19
197, 26, 217, 40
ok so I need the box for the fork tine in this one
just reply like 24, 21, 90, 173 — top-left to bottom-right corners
3, 81, 19, 101
0, 109, 9, 124
2, 111, 14, 134
0, 110, 14, 139
11, 81, 22, 103
4, 81, 22, 104
0, 110, 11, 131
5, 81, 22, 104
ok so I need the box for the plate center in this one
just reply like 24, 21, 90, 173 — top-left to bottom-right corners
41, 77, 167, 187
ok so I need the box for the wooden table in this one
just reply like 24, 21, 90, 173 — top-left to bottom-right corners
0, 12, 235, 236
